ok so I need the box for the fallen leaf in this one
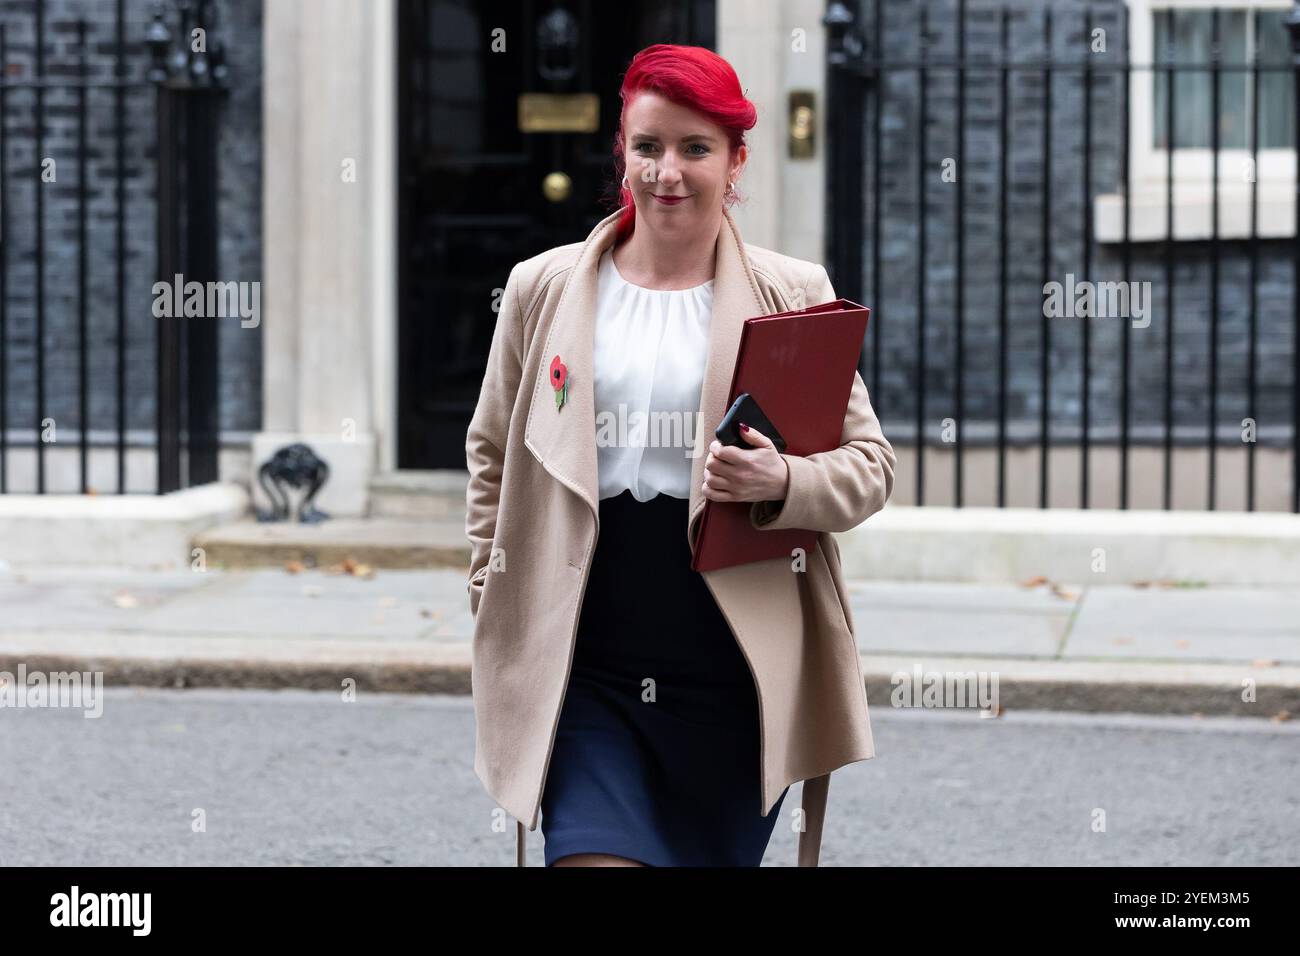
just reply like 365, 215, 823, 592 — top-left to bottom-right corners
1174, 639, 1190, 649
1111, 636, 1135, 646
1271, 710, 1292, 723
1019, 575, 1048, 588
1250, 658, 1278, 668
284, 560, 305, 574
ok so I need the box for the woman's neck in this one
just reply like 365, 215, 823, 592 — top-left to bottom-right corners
611, 216, 721, 290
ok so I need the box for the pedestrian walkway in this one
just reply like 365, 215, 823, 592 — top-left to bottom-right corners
1, 563, 1295, 716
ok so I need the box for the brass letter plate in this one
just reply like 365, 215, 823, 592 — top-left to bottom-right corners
518, 93, 599, 133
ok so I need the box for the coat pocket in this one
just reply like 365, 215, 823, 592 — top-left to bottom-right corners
820, 534, 855, 635
468, 565, 490, 618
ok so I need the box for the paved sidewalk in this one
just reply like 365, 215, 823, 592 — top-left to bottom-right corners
0, 564, 1296, 716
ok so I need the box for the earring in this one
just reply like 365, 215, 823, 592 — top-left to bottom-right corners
724, 179, 736, 203
622, 175, 629, 189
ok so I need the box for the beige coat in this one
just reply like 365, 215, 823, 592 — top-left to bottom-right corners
465, 206, 896, 866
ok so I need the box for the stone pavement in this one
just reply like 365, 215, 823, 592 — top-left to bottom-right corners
0, 564, 1296, 716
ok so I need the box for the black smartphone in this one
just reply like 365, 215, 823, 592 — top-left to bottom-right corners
715, 392, 787, 453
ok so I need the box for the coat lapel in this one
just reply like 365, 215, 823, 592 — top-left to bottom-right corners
522, 207, 769, 550
687, 210, 769, 549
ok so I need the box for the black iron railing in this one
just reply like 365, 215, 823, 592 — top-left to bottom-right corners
827, 0, 1300, 513
0, 0, 227, 495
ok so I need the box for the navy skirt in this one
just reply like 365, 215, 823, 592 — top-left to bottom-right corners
539, 488, 789, 866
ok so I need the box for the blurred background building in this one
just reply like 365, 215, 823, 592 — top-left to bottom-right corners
2, 0, 1298, 537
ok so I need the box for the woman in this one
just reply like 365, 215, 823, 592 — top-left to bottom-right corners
465, 44, 895, 867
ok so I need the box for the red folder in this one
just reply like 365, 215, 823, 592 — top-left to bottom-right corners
690, 297, 871, 573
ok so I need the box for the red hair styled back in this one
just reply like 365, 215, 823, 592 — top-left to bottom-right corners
608, 44, 758, 246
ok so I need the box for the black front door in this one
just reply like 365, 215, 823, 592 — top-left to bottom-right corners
396, 0, 717, 469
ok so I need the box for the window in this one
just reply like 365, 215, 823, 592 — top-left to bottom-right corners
1095, 0, 1296, 241
1152, 6, 1293, 150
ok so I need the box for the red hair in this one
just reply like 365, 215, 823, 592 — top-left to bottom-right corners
606, 44, 758, 246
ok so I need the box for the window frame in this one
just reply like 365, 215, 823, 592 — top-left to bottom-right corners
1098, 0, 1297, 241
1130, 0, 1294, 184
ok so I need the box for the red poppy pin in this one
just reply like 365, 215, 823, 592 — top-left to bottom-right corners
550, 354, 568, 411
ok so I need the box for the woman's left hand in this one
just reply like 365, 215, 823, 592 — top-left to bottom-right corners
702, 423, 790, 503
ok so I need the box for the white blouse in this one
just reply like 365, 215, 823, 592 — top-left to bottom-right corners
593, 246, 714, 501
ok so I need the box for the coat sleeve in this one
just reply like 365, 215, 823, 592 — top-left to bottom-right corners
749, 264, 896, 534
465, 263, 527, 618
